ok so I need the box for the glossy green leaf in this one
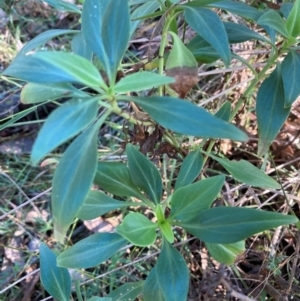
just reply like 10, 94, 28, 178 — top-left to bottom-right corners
156, 240, 189, 301
42, 0, 81, 13
257, 10, 290, 38
116, 212, 157, 246
3, 52, 105, 88
77, 190, 137, 220
114, 72, 175, 94
256, 65, 290, 157
128, 96, 248, 141
208, 1, 262, 21
57, 233, 127, 269
107, 281, 144, 301
286, 0, 300, 37
17, 29, 78, 57
166, 32, 198, 69
71, 31, 93, 61
144, 267, 165, 301
126, 144, 162, 204
52, 118, 106, 243
224, 22, 271, 44
206, 241, 245, 264
184, 7, 231, 66
175, 150, 204, 190
94, 161, 145, 199
82, 0, 130, 84
178, 206, 298, 244
21, 82, 88, 104
170, 175, 225, 221
209, 154, 280, 189
31, 98, 98, 165
40, 243, 71, 301
159, 221, 174, 243
281, 50, 300, 107
215, 101, 231, 121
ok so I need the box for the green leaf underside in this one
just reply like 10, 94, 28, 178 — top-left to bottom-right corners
21, 83, 88, 104
256, 65, 290, 157
94, 161, 145, 199
206, 241, 245, 265
178, 206, 298, 244
116, 212, 157, 246
175, 150, 204, 190
40, 243, 71, 301
107, 281, 144, 301
128, 96, 248, 141
126, 144, 162, 204
209, 154, 280, 189
286, 0, 300, 37
281, 50, 300, 107
215, 101, 231, 121
184, 6, 231, 66
257, 10, 290, 38
166, 32, 198, 69
77, 190, 137, 220
114, 72, 175, 93
31, 98, 98, 165
82, 0, 130, 84
144, 267, 165, 301
52, 121, 100, 242
3, 52, 104, 87
170, 175, 225, 221
156, 240, 189, 301
57, 233, 127, 269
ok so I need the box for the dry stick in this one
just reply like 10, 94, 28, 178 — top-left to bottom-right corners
0, 187, 52, 220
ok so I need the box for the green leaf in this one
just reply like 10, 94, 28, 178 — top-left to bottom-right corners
88, 298, 112, 301
3, 52, 105, 88
281, 50, 300, 107
57, 233, 127, 269
286, 0, 300, 37
31, 98, 98, 165
175, 150, 203, 190
71, 31, 93, 60
257, 10, 290, 38
126, 144, 162, 204
224, 22, 271, 44
128, 96, 248, 141
42, 0, 81, 13
144, 267, 165, 301
170, 175, 225, 221
20, 83, 88, 104
95, 161, 145, 199
281, 3, 294, 19
256, 65, 290, 157
208, 1, 262, 21
179, 206, 298, 244
156, 240, 189, 301
81, 0, 130, 84
159, 221, 174, 243
116, 212, 157, 246
166, 32, 198, 69
184, 7, 231, 66
17, 29, 78, 57
206, 241, 245, 264
114, 72, 175, 94
40, 243, 71, 301
107, 281, 144, 301
77, 190, 137, 220
209, 154, 280, 189
52, 118, 106, 243
215, 101, 231, 121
